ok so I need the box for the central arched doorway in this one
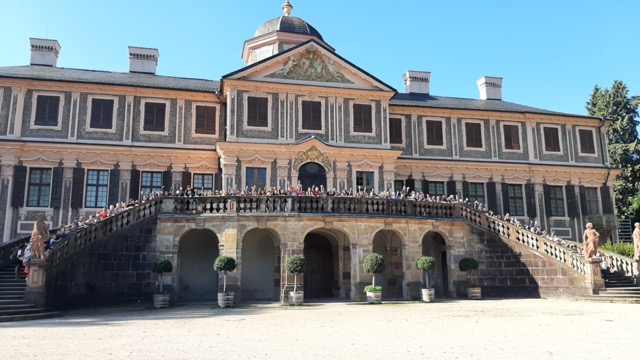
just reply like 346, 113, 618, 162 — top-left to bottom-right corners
303, 229, 351, 300
178, 229, 219, 302
422, 231, 449, 297
298, 162, 327, 192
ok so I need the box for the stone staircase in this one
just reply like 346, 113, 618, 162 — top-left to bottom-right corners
576, 271, 640, 303
0, 264, 60, 322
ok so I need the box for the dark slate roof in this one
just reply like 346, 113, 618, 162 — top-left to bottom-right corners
255, 16, 323, 40
391, 93, 590, 118
0, 66, 219, 93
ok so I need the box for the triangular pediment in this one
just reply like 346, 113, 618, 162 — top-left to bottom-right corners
223, 40, 395, 92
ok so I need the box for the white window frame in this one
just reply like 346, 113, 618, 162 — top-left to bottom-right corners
84, 169, 110, 209
506, 183, 527, 218
86, 95, 118, 133
191, 102, 221, 139
140, 98, 170, 136
541, 124, 563, 155
30, 91, 64, 130
501, 121, 523, 153
24, 167, 53, 209
423, 116, 447, 149
462, 119, 485, 151
575, 126, 598, 157
388, 115, 405, 146
298, 95, 325, 134
349, 99, 376, 137
243, 92, 272, 131
548, 184, 569, 220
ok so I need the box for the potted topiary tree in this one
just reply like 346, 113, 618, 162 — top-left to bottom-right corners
151, 258, 173, 308
285, 255, 306, 306
363, 252, 385, 304
213, 255, 237, 307
458, 257, 481, 300
417, 256, 436, 302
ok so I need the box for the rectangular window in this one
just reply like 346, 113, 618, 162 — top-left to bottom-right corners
389, 117, 403, 144
468, 183, 485, 204
301, 100, 322, 131
193, 174, 214, 192
465, 122, 483, 148
34, 95, 60, 127
394, 180, 404, 193
507, 184, 525, 216
85, 170, 109, 208
427, 182, 445, 196
543, 127, 561, 152
503, 124, 521, 150
353, 104, 372, 133
425, 120, 444, 146
141, 172, 163, 194
549, 185, 565, 217
578, 129, 596, 154
26, 168, 52, 207
355, 171, 374, 190
585, 187, 600, 215
246, 167, 267, 189
90, 98, 114, 129
195, 105, 217, 135
247, 96, 269, 128
143, 102, 166, 132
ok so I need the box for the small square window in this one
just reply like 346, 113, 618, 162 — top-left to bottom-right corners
195, 105, 217, 135
193, 174, 214, 192
246, 167, 267, 189
425, 120, 444, 146
389, 118, 403, 144
503, 124, 521, 150
34, 95, 60, 127
465, 122, 483, 148
543, 127, 561, 152
89, 98, 115, 130
301, 100, 322, 131
578, 129, 596, 154
143, 102, 166, 132
247, 97, 269, 128
353, 104, 372, 133
355, 171, 375, 190
141, 172, 163, 194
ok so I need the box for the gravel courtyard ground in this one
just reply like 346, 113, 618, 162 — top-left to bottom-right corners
1, 299, 638, 359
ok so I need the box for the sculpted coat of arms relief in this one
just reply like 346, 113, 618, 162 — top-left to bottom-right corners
266, 49, 353, 84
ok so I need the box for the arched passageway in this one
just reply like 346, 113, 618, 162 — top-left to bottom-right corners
303, 229, 351, 300
240, 229, 280, 301
372, 230, 404, 299
422, 231, 449, 297
298, 162, 327, 192
178, 229, 219, 302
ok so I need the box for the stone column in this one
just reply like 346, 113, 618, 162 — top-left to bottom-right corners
585, 258, 605, 295
24, 259, 48, 307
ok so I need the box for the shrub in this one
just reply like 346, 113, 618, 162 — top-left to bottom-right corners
601, 242, 634, 258
363, 253, 385, 274
458, 257, 479, 272
213, 256, 237, 273
285, 255, 306, 275
364, 285, 383, 292
417, 256, 436, 272
152, 258, 173, 274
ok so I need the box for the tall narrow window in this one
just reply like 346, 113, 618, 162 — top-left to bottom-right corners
465, 122, 483, 148
389, 117, 403, 144
195, 105, 217, 135
27, 168, 52, 207
507, 184, 525, 216
543, 127, 561, 152
425, 120, 443, 146
143, 102, 166, 132
301, 100, 322, 131
85, 170, 109, 208
355, 171, 374, 190
468, 183, 485, 203
141, 172, 163, 194
503, 124, 521, 150
193, 174, 214, 192
34, 95, 60, 127
585, 187, 600, 215
549, 186, 565, 217
90, 98, 114, 129
578, 129, 596, 154
352, 104, 372, 133
246, 167, 267, 189
247, 96, 269, 128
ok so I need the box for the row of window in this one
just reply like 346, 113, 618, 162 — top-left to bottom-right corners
32, 93, 218, 136
388, 118, 597, 155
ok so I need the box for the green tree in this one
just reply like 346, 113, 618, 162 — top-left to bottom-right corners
586, 80, 640, 220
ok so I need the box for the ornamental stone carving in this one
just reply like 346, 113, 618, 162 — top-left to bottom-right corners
293, 146, 332, 173
266, 50, 353, 84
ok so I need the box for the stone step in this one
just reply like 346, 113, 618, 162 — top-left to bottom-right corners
0, 311, 61, 323
0, 293, 25, 300
0, 303, 37, 311
575, 295, 640, 303
0, 299, 25, 306
0, 286, 27, 291
0, 306, 47, 317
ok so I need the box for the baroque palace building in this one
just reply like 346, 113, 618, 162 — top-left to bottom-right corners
0, 2, 618, 303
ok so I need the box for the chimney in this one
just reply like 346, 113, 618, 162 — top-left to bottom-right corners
30, 38, 61, 67
477, 76, 503, 100
403, 70, 431, 94
128, 46, 159, 74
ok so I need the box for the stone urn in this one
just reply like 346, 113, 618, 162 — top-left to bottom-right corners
288, 291, 304, 306
421, 288, 435, 302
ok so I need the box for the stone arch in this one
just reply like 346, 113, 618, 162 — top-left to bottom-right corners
302, 227, 352, 300
421, 230, 449, 297
371, 229, 405, 299
297, 162, 327, 192
177, 228, 219, 302
240, 228, 282, 301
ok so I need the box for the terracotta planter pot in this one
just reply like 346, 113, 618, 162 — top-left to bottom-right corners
467, 287, 482, 300
366, 291, 382, 304
153, 293, 170, 308
218, 292, 234, 308
421, 288, 435, 302
288, 291, 304, 306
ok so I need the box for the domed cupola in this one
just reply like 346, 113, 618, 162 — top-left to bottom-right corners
242, 1, 334, 65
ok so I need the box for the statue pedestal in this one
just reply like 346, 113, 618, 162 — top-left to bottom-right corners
24, 259, 48, 307
585, 258, 605, 295
633, 260, 640, 286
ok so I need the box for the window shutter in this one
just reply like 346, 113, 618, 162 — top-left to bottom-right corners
129, 169, 140, 200
71, 168, 85, 208
462, 181, 469, 200
49, 167, 64, 208
486, 181, 497, 212
579, 186, 587, 216
163, 170, 173, 193
11, 165, 27, 207
182, 171, 192, 189
446, 180, 457, 197
600, 186, 614, 214
543, 184, 552, 217
525, 183, 536, 218
501, 182, 510, 215
405, 178, 415, 192
214, 171, 222, 191
565, 185, 577, 218
422, 180, 430, 194
108, 168, 120, 204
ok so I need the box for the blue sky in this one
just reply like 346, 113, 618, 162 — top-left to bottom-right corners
0, 0, 637, 116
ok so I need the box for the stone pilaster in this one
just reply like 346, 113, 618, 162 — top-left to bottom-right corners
335, 162, 348, 191
276, 159, 289, 189
221, 160, 238, 192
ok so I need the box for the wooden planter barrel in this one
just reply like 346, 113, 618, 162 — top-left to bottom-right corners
218, 292, 234, 307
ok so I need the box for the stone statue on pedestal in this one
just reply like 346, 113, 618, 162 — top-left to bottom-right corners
633, 222, 640, 261
583, 223, 600, 260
